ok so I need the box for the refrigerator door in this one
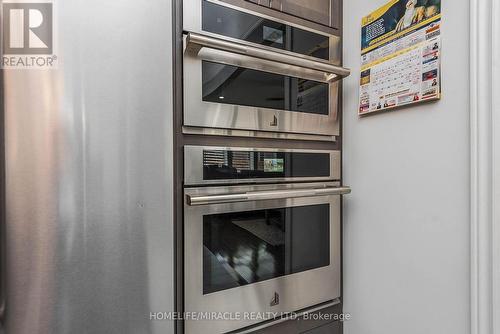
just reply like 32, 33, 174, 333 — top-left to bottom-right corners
1, 0, 174, 333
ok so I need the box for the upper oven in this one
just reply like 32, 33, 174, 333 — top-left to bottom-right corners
182, 0, 350, 141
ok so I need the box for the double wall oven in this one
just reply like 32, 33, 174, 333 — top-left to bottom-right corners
183, 0, 349, 141
181, 1, 350, 333
183, 147, 350, 334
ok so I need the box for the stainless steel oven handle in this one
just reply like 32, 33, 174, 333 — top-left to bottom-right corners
187, 186, 351, 206
185, 32, 351, 82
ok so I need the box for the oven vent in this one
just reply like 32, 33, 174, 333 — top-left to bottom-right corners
203, 150, 255, 171
203, 150, 228, 167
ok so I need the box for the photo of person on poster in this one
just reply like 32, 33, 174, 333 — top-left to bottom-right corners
395, 0, 441, 32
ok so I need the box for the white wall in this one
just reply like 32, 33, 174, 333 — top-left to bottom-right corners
342, 1, 470, 333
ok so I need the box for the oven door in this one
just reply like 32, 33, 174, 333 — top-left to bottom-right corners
182, 0, 349, 139
183, 33, 345, 139
184, 183, 349, 334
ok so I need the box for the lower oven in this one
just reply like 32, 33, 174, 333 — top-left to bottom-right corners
184, 182, 350, 334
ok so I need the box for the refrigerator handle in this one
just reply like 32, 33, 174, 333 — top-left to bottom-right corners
0, 197, 4, 326
0, 220, 3, 319
0, 231, 4, 326
0, 69, 5, 327
0, 191, 4, 320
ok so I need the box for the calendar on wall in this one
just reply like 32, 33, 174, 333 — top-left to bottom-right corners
359, 0, 441, 115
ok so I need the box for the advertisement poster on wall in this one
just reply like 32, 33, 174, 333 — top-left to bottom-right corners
359, 0, 441, 115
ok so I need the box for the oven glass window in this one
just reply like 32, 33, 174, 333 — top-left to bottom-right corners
203, 204, 330, 294
202, 0, 330, 60
203, 150, 331, 181
202, 61, 329, 115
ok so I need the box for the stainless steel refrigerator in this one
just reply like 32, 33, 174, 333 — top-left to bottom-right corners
0, 0, 175, 333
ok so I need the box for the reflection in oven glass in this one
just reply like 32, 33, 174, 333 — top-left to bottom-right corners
202, 61, 329, 115
202, 0, 330, 60
203, 204, 330, 294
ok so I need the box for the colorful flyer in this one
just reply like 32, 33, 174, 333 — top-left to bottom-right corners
359, 0, 441, 115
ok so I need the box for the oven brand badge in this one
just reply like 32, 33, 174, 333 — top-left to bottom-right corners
270, 292, 280, 307
2, 1, 57, 69
270, 115, 278, 127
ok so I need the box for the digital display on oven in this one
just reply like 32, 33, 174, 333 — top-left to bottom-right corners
263, 158, 284, 173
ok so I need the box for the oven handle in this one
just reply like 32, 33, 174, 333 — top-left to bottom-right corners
185, 32, 351, 83
187, 186, 351, 206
